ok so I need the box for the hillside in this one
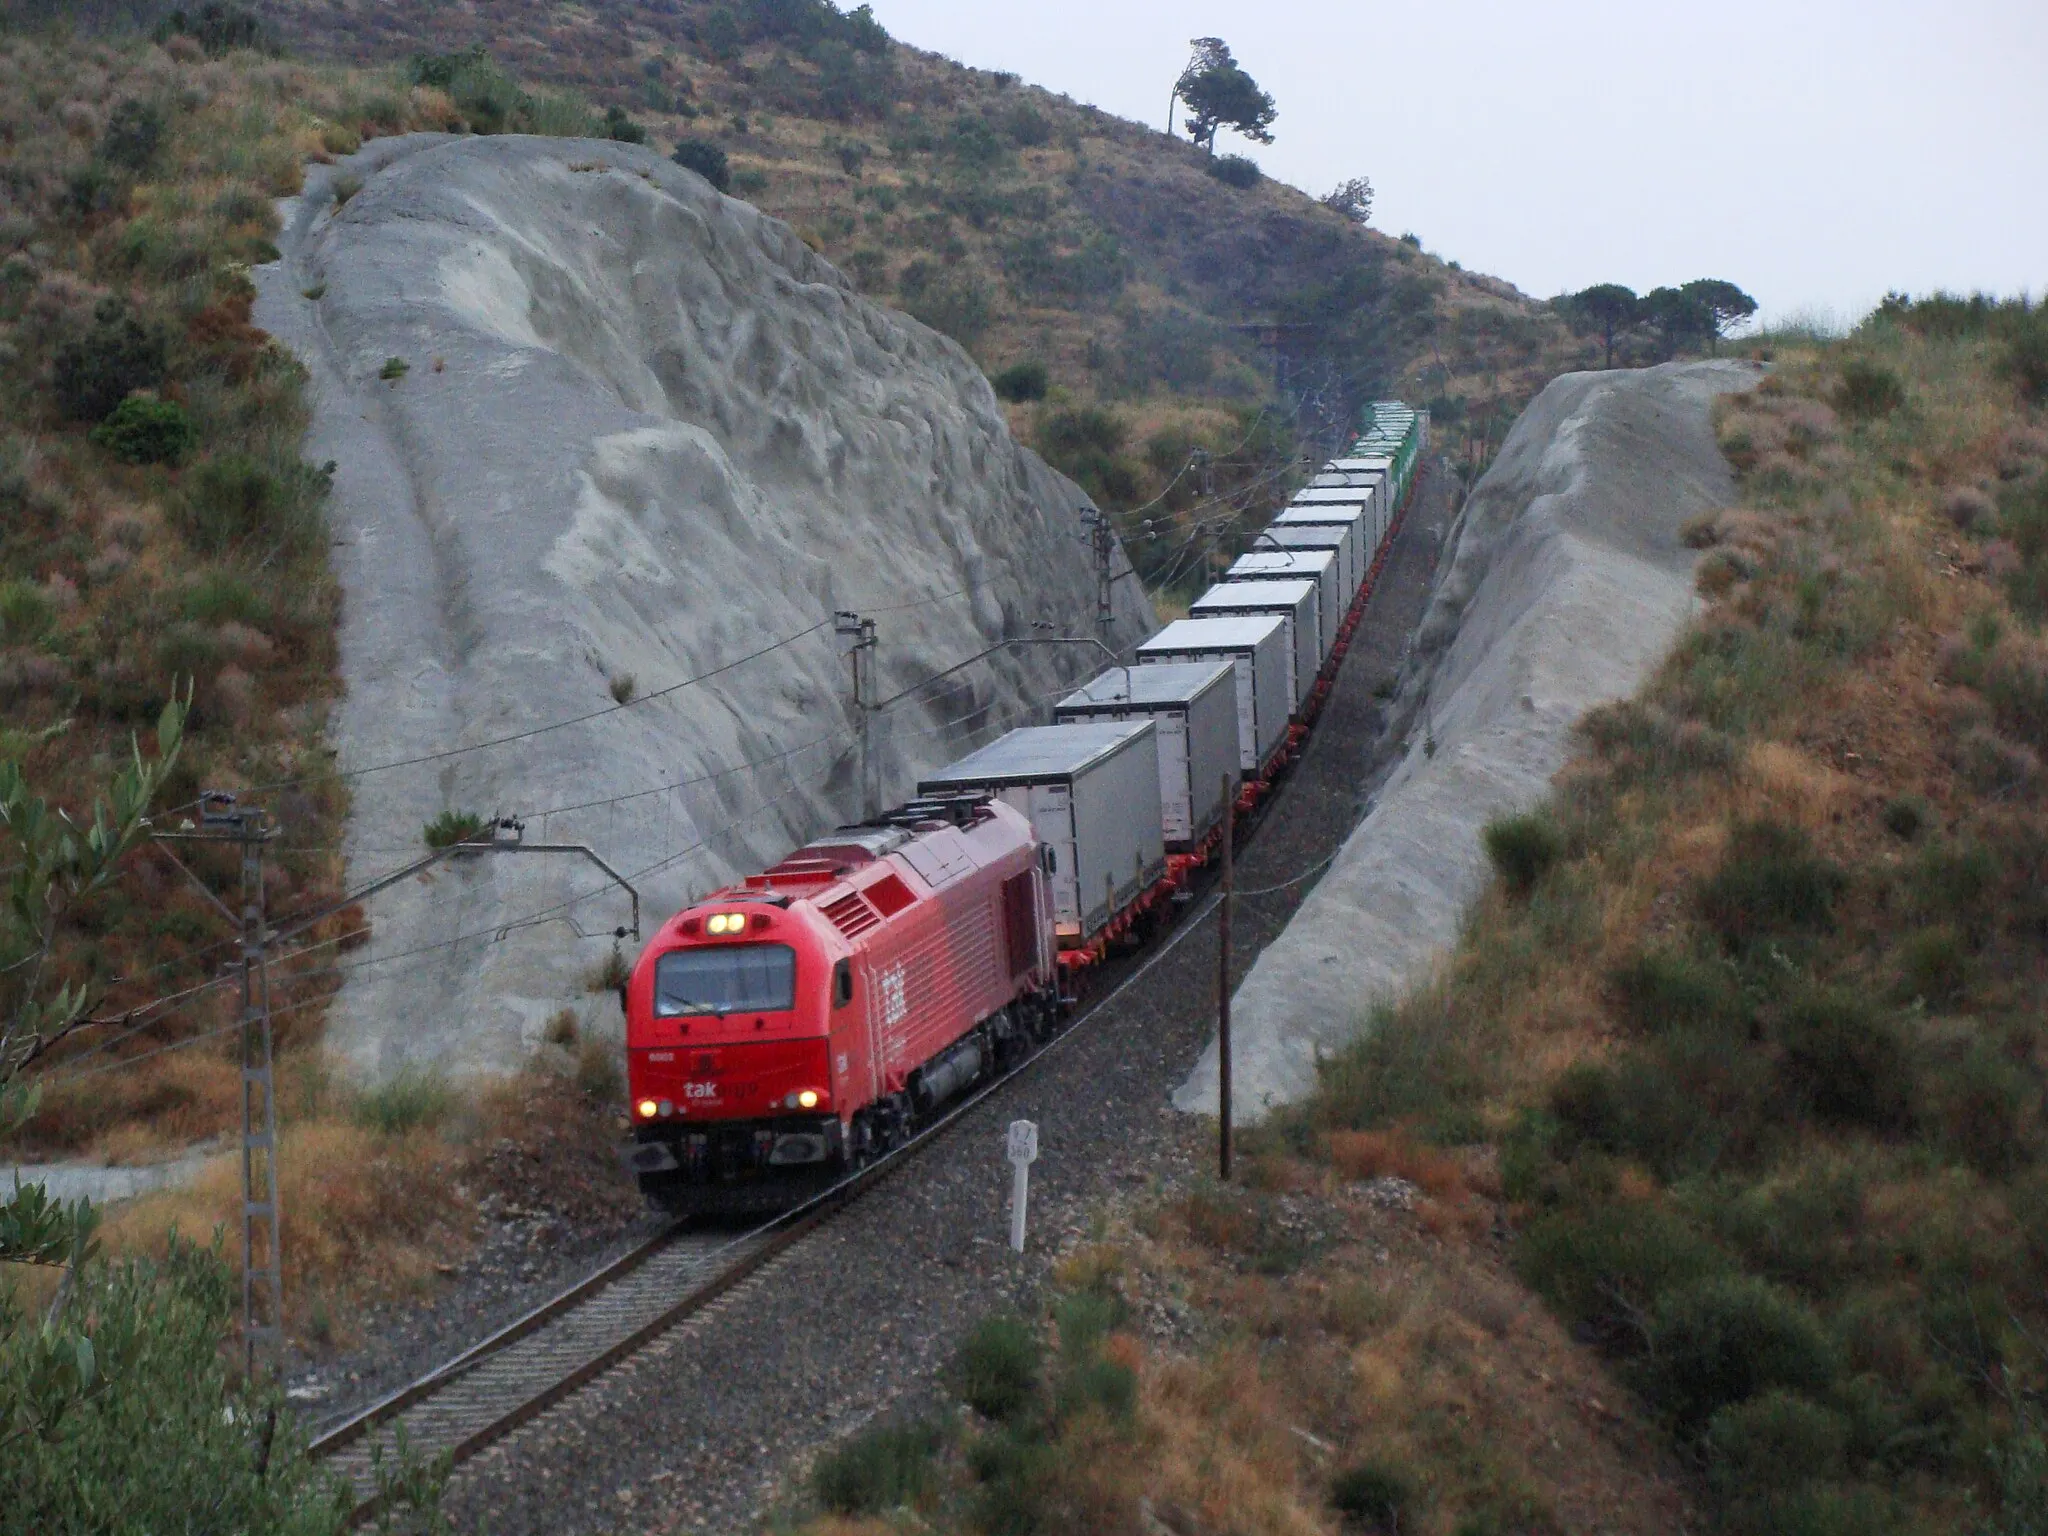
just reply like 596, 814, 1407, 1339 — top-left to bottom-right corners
233, 0, 1583, 596
762, 307, 2048, 1533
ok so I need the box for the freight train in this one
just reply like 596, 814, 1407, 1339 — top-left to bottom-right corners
622, 405, 1426, 1214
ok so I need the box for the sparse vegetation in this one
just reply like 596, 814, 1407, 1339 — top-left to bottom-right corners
1295, 305, 2048, 1531
422, 808, 490, 848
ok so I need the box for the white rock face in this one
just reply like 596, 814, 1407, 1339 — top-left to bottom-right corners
252, 135, 1152, 1082
1175, 360, 1761, 1121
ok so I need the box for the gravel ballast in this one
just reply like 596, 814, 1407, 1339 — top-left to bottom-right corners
428, 465, 1458, 1535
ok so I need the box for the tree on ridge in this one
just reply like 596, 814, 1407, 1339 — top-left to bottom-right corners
1171, 37, 1277, 154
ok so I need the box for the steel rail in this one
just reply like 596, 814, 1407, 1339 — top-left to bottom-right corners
308, 882, 1224, 1520
308, 462, 1429, 1519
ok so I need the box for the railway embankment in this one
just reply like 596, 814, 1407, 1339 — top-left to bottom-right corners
251, 134, 1152, 1086
1177, 359, 1761, 1121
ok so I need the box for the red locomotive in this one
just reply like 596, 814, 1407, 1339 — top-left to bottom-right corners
622, 793, 1059, 1213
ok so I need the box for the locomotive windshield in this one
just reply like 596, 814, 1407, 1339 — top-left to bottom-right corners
654, 943, 797, 1017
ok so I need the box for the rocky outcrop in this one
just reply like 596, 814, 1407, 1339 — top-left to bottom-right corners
253, 134, 1151, 1081
1176, 360, 1761, 1121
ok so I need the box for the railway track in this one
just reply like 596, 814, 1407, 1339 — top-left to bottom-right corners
306, 883, 1225, 1517
310, 465, 1429, 1518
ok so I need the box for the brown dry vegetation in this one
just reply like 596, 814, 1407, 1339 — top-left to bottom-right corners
98, 1060, 638, 1341
0, 23, 641, 1345
0, 27, 463, 1163
782, 1145, 1691, 1536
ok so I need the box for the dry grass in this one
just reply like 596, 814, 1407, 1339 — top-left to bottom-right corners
96, 1057, 637, 1343
784, 1157, 1692, 1536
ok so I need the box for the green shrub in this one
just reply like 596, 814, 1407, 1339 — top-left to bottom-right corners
811, 1419, 941, 1515
1609, 947, 1742, 1035
1925, 1042, 2035, 1178
91, 393, 199, 465
1833, 359, 1906, 419
901, 264, 993, 347
170, 453, 328, 559
2002, 311, 2048, 405
1331, 1459, 1416, 1532
1311, 1000, 1491, 1138
1772, 989, 1911, 1131
1700, 1159, 1867, 1291
1516, 1201, 1728, 1348
991, 360, 1049, 402
1696, 820, 1844, 949
966, 1427, 1055, 1536
98, 99, 164, 173
1056, 1355, 1136, 1420
1641, 1275, 1836, 1434
154, 3, 277, 57
1908, 837, 1999, 939
1880, 795, 1929, 840
352, 1069, 456, 1134
1705, 1389, 1849, 1496
602, 105, 647, 144
0, 580, 54, 644
1052, 1289, 1125, 1359
3, 1235, 433, 1530
423, 809, 490, 849
52, 300, 169, 423
953, 1313, 1040, 1421
1207, 153, 1261, 188
1547, 1052, 1732, 1179
1483, 811, 1566, 897
671, 139, 732, 192
180, 570, 269, 627
1894, 925, 1968, 1007
378, 356, 409, 380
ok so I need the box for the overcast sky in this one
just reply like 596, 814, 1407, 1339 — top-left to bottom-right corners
863, 0, 2046, 328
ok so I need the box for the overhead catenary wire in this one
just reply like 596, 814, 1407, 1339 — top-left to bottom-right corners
44, 411, 1408, 1084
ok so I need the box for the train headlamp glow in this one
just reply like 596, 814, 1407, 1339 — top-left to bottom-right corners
705, 911, 746, 935
636, 1099, 659, 1119
797, 1089, 819, 1109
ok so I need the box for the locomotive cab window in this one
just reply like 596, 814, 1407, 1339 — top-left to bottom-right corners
654, 944, 796, 1017
1041, 845, 1057, 874
831, 958, 854, 1008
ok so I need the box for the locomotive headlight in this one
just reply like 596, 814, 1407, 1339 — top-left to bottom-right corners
636, 1099, 659, 1119
705, 913, 731, 935
797, 1089, 820, 1109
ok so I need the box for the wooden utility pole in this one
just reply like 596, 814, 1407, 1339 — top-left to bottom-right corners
1217, 773, 1234, 1181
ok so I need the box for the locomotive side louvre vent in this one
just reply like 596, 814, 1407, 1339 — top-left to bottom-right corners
821, 892, 881, 938
1001, 871, 1038, 980
865, 873, 917, 917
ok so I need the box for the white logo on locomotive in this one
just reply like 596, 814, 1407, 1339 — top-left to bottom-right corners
880, 966, 908, 1027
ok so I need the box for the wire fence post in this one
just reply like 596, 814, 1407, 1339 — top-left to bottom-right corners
1217, 773, 1234, 1182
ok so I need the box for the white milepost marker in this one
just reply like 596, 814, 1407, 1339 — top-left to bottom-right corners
1007, 1119, 1039, 1253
